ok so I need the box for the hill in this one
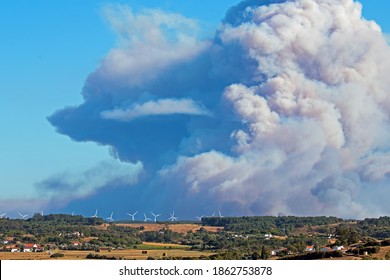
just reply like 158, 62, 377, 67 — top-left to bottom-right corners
1, 214, 390, 260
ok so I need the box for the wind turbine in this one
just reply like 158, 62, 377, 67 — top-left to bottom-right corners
40, 210, 44, 216
0, 213, 6, 218
168, 211, 178, 222
143, 213, 151, 222
151, 212, 161, 222
92, 209, 98, 218
106, 212, 114, 223
195, 215, 204, 221
127, 211, 138, 221
18, 212, 29, 219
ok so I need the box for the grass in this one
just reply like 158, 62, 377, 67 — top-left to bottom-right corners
0, 246, 212, 260
114, 223, 223, 234
134, 243, 190, 250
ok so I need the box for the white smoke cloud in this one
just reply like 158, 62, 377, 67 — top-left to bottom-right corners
0, 159, 143, 217
49, 0, 390, 219
385, 34, 390, 45
101, 98, 211, 121
157, 0, 390, 218
37, 159, 143, 200
84, 4, 209, 97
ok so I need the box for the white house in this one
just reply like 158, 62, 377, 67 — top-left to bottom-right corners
24, 244, 39, 252
264, 234, 273, 239
11, 248, 19, 253
271, 248, 287, 256
332, 245, 344, 251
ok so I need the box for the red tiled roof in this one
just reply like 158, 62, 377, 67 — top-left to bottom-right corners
24, 243, 38, 248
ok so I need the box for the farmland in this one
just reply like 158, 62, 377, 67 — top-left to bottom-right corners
114, 223, 223, 233
0, 247, 213, 260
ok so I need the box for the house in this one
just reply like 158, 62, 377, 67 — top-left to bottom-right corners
4, 237, 14, 244
264, 234, 273, 239
24, 244, 40, 252
6, 245, 19, 252
332, 245, 344, 251
305, 245, 315, 252
271, 248, 288, 256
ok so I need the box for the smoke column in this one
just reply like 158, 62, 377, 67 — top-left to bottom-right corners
49, 0, 390, 218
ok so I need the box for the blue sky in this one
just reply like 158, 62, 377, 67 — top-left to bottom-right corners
0, 0, 235, 194
1, 0, 390, 219
0, 0, 242, 212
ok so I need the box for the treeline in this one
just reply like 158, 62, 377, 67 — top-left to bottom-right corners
29, 213, 104, 225
0, 215, 185, 249
280, 250, 343, 260
0, 214, 103, 238
358, 217, 390, 239
0, 214, 141, 247
140, 229, 182, 243
359, 217, 390, 227
183, 227, 328, 254
202, 216, 343, 234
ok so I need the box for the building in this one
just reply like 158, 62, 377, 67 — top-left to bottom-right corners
23, 244, 40, 252
305, 245, 315, 252
6, 245, 18, 252
332, 245, 344, 251
271, 248, 288, 256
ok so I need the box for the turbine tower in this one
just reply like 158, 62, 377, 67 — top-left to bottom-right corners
151, 212, 161, 223
127, 211, 138, 221
143, 213, 151, 222
195, 215, 204, 221
106, 212, 114, 223
18, 212, 29, 219
92, 209, 98, 218
168, 211, 178, 222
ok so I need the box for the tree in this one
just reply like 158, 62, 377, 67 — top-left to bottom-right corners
252, 251, 261, 260
261, 245, 269, 260
335, 225, 361, 245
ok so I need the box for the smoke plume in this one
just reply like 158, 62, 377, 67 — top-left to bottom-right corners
49, 0, 390, 218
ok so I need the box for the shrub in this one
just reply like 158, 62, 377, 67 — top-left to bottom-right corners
381, 239, 390, 246
280, 250, 343, 260
86, 253, 120, 260
50, 252, 65, 258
